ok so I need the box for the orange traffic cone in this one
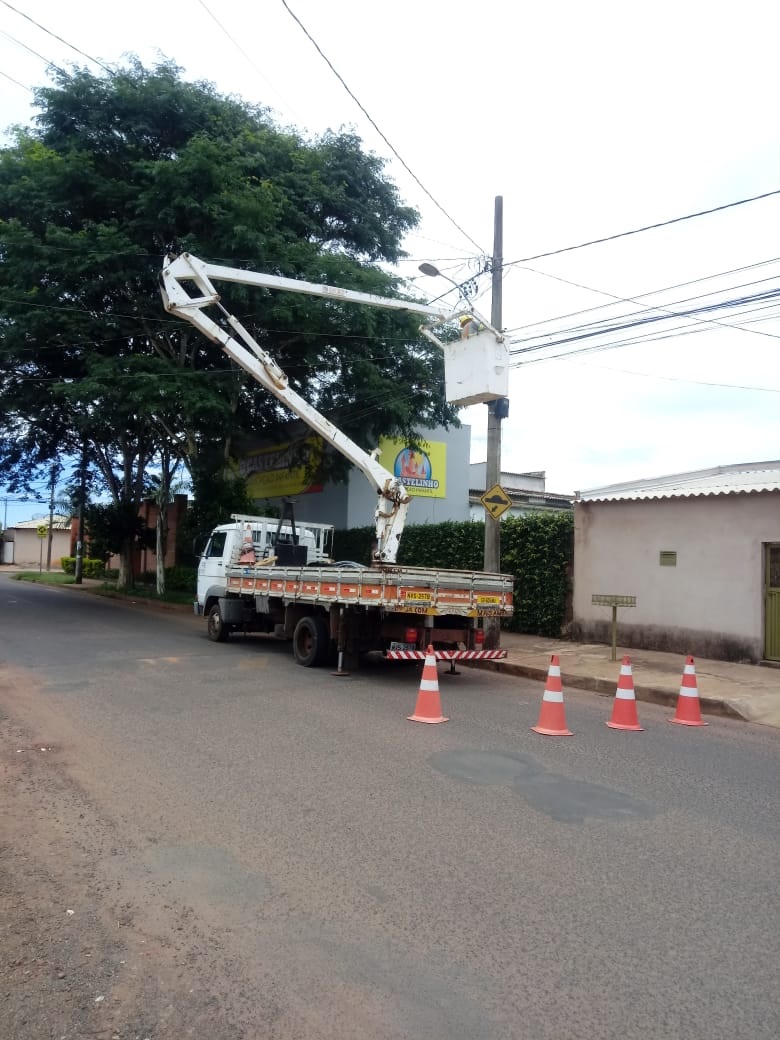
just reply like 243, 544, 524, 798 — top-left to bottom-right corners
408, 646, 449, 724
531, 655, 573, 736
606, 655, 643, 731
669, 655, 708, 726
238, 523, 256, 564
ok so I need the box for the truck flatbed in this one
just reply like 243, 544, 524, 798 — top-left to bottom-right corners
225, 562, 514, 619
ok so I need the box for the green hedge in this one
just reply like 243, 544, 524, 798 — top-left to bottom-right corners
138, 566, 197, 592
60, 556, 106, 578
333, 513, 573, 637
500, 513, 573, 636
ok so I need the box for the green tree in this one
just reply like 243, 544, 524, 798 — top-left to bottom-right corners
0, 59, 457, 585
83, 500, 154, 569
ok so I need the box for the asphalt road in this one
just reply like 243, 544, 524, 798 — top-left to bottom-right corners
1, 573, 778, 1039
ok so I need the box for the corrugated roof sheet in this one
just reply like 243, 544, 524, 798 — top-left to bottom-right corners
576, 461, 780, 502
13, 515, 72, 529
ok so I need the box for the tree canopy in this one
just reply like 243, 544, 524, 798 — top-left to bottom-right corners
0, 59, 457, 581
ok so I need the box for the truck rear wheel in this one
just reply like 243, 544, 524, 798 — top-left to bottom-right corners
207, 603, 230, 642
292, 616, 330, 667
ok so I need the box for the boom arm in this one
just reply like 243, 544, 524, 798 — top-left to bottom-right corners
160, 252, 460, 563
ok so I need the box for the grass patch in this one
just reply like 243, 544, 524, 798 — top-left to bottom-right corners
12, 571, 75, 586
92, 583, 194, 606
11, 570, 193, 606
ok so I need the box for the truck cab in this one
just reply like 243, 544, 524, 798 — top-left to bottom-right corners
196, 513, 335, 619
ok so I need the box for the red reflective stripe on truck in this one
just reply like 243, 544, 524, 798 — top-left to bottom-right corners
385, 649, 507, 661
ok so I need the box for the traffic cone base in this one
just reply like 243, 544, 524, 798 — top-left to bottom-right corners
531, 655, 573, 736
408, 647, 448, 724
669, 655, 708, 727
606, 656, 643, 731
532, 721, 574, 737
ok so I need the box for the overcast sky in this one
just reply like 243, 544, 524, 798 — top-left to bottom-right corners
2, 0, 779, 526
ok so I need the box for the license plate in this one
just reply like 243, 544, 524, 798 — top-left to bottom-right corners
389, 641, 416, 651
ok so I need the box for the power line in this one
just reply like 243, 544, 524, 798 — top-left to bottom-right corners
508, 294, 780, 363
0, 66, 28, 91
503, 189, 780, 267
525, 302, 780, 360
506, 269, 780, 352
0, 27, 61, 74
503, 257, 780, 335
194, 0, 298, 119
279, 0, 484, 255
511, 306, 780, 370
565, 359, 780, 395
0, 0, 113, 74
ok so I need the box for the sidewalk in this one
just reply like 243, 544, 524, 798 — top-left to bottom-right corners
474, 632, 780, 729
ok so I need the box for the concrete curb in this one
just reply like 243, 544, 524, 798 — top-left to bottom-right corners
461, 659, 749, 722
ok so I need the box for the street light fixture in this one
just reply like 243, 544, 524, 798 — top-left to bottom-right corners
418, 262, 444, 279
418, 263, 478, 302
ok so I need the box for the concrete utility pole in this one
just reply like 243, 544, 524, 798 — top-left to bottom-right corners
45, 464, 56, 572
74, 445, 87, 584
483, 196, 507, 649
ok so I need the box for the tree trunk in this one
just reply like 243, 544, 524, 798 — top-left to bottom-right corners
117, 538, 135, 591
156, 501, 168, 596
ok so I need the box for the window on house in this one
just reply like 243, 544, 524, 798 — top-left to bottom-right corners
768, 545, 780, 588
659, 550, 677, 567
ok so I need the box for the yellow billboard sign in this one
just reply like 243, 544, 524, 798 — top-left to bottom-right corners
378, 437, 446, 499
239, 437, 323, 499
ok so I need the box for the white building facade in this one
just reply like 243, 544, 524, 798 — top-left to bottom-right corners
571, 461, 780, 663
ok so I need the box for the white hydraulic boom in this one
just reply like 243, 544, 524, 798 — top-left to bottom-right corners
160, 252, 503, 563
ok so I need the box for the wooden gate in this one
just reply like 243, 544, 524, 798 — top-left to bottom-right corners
765, 544, 780, 662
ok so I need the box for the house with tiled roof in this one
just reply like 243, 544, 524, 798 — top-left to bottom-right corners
1, 515, 74, 567
570, 461, 780, 663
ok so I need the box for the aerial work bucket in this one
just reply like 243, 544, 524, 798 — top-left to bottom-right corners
440, 330, 509, 406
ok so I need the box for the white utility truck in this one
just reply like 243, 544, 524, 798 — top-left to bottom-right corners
161, 252, 513, 668
197, 511, 336, 624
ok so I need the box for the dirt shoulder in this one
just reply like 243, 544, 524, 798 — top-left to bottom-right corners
1, 674, 247, 1040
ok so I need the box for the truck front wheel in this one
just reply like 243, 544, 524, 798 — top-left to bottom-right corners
292, 616, 330, 667
207, 603, 230, 642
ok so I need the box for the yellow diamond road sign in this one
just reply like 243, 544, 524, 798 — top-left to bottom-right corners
481, 483, 512, 520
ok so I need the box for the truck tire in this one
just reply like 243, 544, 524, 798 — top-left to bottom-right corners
207, 602, 230, 642
292, 615, 330, 667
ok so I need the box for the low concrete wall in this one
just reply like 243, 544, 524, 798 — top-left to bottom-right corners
566, 619, 761, 664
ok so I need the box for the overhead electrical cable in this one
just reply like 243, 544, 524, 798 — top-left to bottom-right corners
502, 257, 780, 335
0, 67, 28, 90
0, 0, 113, 74
195, 0, 298, 119
511, 308, 780, 367
280, 0, 484, 255
506, 267, 780, 351
514, 301, 780, 359
566, 360, 780, 395
503, 188, 780, 267
507, 274, 780, 346
0, 28, 62, 73
508, 294, 780, 360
